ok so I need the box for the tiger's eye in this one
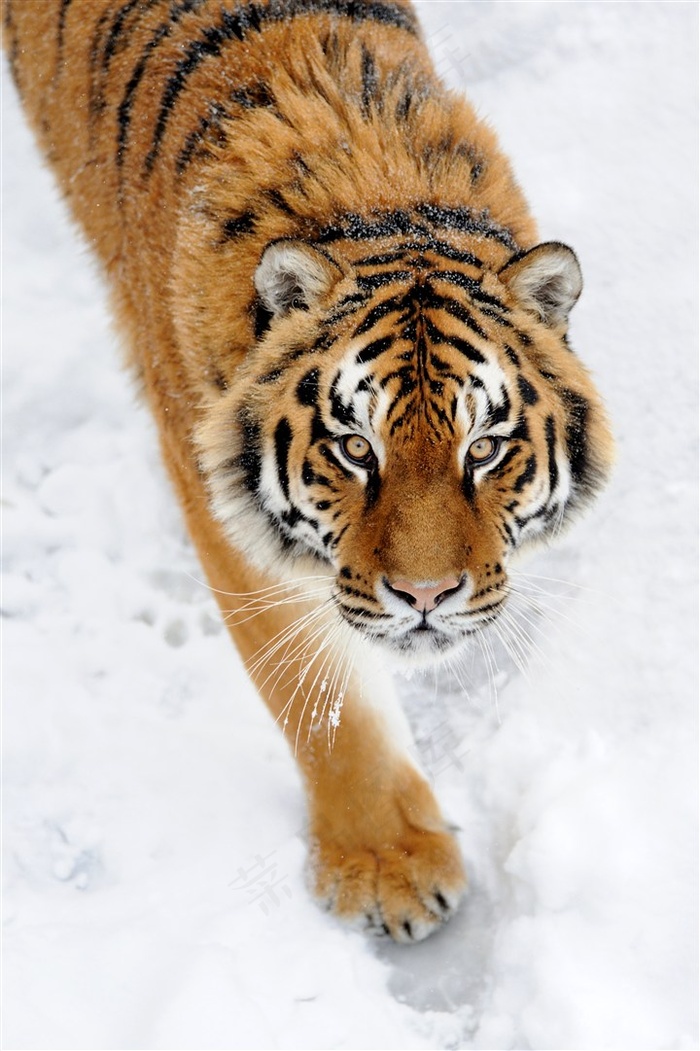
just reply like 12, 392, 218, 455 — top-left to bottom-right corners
340, 434, 375, 466
467, 436, 501, 465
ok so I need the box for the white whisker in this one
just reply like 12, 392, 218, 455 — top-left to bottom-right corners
261, 610, 336, 696
491, 617, 533, 682
477, 628, 501, 724
290, 623, 343, 753
183, 569, 335, 600
246, 602, 332, 682
221, 585, 333, 627
512, 569, 606, 598
500, 602, 552, 670
327, 638, 354, 751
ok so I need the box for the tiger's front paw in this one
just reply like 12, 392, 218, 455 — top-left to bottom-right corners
309, 825, 467, 943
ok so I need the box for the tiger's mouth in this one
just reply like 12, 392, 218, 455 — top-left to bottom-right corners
390, 624, 459, 657
335, 593, 507, 662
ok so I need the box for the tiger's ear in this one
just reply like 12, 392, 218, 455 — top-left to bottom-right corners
254, 240, 341, 319
500, 242, 583, 327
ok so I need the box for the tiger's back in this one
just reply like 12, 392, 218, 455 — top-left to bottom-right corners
5, 0, 612, 942
4, 0, 531, 395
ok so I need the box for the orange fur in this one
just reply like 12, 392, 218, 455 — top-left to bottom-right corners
5, 0, 612, 941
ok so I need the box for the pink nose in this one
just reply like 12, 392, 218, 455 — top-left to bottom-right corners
388, 576, 463, 613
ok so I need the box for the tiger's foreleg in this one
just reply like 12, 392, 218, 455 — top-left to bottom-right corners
239, 598, 467, 942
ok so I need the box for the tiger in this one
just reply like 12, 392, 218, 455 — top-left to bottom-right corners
4, 0, 613, 942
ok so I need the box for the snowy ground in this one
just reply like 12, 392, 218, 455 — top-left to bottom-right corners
2, 2, 698, 1049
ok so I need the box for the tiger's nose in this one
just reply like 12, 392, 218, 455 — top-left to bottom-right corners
387, 576, 463, 613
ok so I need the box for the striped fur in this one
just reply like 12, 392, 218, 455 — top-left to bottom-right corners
5, 0, 613, 941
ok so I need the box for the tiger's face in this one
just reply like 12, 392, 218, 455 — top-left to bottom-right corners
199, 221, 611, 663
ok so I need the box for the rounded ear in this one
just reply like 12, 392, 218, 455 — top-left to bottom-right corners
499, 242, 583, 326
254, 240, 342, 319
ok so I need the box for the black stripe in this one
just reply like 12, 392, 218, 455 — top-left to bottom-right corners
429, 353, 461, 383
274, 417, 293, 500
429, 241, 484, 268
468, 599, 504, 616
329, 375, 356, 426
491, 445, 519, 478
220, 212, 256, 240
518, 375, 539, 405
510, 413, 530, 442
354, 241, 483, 270
230, 79, 277, 108
415, 203, 517, 249
462, 468, 477, 506
102, 0, 159, 70
545, 415, 559, 495
424, 290, 488, 339
302, 460, 333, 487
324, 297, 368, 326
346, 0, 417, 31
258, 368, 283, 384
394, 80, 422, 125
487, 387, 511, 427
442, 334, 486, 365
237, 411, 262, 494
514, 503, 549, 529
501, 518, 516, 546
382, 365, 414, 397
423, 317, 486, 363
297, 368, 320, 407
175, 101, 228, 174
468, 156, 485, 186
355, 248, 414, 268
254, 301, 274, 339
319, 444, 354, 480
92, 0, 163, 137
116, 0, 206, 177
144, 0, 416, 175
339, 603, 391, 620
356, 270, 412, 291
560, 389, 590, 487
281, 507, 300, 529
361, 44, 378, 117
388, 407, 413, 436
433, 270, 506, 311
394, 87, 412, 123
483, 309, 512, 328
318, 209, 419, 244
353, 293, 407, 337
56, 0, 74, 71
317, 206, 513, 247
310, 406, 332, 443
175, 78, 285, 171
364, 468, 381, 509
4, 0, 22, 94
428, 398, 455, 435
512, 454, 537, 493
339, 598, 388, 616
355, 335, 394, 364
89, 7, 113, 121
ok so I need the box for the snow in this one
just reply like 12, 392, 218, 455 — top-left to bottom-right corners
2, 2, 697, 1048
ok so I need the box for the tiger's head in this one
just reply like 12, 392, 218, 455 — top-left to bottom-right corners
198, 213, 612, 663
